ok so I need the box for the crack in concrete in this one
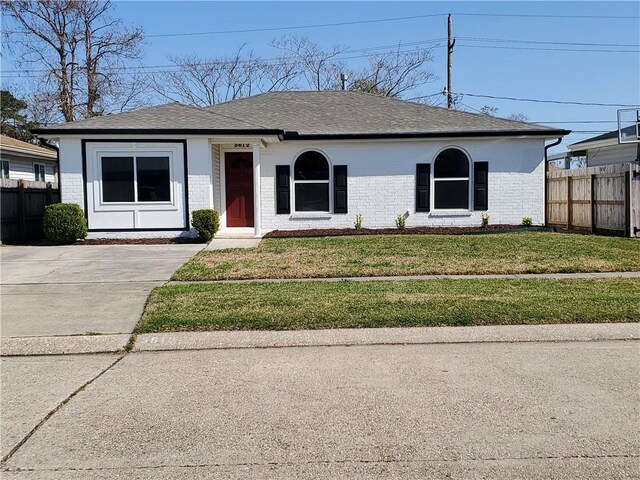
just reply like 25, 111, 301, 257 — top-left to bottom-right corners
0, 354, 126, 466
3, 453, 638, 473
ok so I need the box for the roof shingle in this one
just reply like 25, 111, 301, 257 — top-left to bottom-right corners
34, 91, 569, 137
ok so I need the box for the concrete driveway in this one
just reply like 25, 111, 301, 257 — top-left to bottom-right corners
0, 244, 202, 337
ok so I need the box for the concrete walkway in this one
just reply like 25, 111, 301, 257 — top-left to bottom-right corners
1, 244, 202, 338
205, 238, 261, 250
168, 270, 640, 285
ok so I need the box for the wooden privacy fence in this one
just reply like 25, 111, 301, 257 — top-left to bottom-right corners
1, 179, 60, 244
546, 162, 639, 237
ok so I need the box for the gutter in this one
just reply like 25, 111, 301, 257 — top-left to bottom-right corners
544, 137, 564, 226
283, 129, 571, 140
31, 128, 286, 136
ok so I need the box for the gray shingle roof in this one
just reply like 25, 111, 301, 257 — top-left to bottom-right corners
34, 103, 272, 132
569, 125, 637, 148
34, 91, 569, 137
207, 91, 564, 136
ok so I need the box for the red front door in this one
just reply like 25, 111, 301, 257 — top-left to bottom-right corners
225, 152, 254, 227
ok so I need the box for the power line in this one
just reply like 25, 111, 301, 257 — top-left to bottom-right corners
531, 121, 619, 124
146, 13, 446, 38
457, 43, 638, 53
142, 12, 639, 38
457, 36, 639, 48
451, 92, 638, 108
454, 12, 639, 19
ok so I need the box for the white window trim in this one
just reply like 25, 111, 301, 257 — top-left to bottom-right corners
291, 149, 332, 214
99, 153, 174, 205
431, 146, 472, 213
1, 159, 9, 179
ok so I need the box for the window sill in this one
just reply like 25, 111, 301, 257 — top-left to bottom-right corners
290, 212, 332, 220
429, 210, 472, 218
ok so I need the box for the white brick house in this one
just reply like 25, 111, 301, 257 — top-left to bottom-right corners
33, 91, 569, 238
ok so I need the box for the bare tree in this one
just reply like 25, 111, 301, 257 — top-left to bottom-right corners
349, 46, 436, 98
2, 0, 144, 122
477, 105, 530, 122
271, 36, 346, 91
152, 46, 301, 106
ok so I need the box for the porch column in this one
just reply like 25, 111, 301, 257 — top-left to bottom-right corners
253, 143, 261, 237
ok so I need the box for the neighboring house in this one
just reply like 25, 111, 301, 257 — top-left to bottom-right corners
0, 135, 58, 184
33, 91, 568, 238
568, 126, 639, 167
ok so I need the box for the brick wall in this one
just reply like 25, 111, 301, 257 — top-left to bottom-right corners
257, 138, 546, 233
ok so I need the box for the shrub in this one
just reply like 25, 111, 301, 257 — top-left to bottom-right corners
354, 213, 363, 230
522, 216, 533, 226
192, 209, 220, 241
481, 212, 490, 228
395, 214, 406, 230
43, 203, 88, 244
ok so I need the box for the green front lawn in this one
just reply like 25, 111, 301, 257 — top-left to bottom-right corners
137, 278, 640, 333
174, 232, 640, 281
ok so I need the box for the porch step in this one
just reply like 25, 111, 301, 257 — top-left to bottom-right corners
214, 233, 259, 239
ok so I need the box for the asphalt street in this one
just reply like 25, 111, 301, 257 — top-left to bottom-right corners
1, 339, 638, 479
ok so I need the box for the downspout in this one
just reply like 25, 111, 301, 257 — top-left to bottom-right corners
543, 137, 563, 227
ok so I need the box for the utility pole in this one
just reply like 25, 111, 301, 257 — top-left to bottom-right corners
447, 14, 455, 109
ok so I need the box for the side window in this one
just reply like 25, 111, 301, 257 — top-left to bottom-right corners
34, 163, 46, 182
433, 148, 470, 210
1, 160, 9, 179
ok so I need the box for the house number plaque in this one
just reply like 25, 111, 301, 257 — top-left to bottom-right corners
234, 143, 250, 148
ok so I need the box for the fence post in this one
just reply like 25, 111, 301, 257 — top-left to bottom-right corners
590, 173, 596, 234
45, 183, 52, 205
625, 171, 631, 237
17, 180, 26, 241
566, 176, 572, 231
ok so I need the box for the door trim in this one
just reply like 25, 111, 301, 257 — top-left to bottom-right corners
222, 149, 254, 228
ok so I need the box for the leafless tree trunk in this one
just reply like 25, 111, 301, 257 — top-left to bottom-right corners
2, 0, 144, 122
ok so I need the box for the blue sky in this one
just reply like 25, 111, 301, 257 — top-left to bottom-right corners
4, 1, 639, 151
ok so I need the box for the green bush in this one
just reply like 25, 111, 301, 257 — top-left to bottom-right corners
354, 213, 363, 230
192, 209, 220, 241
43, 203, 88, 244
395, 214, 406, 230
522, 216, 533, 226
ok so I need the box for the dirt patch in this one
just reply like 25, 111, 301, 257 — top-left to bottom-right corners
263, 225, 551, 238
80, 237, 205, 245
3, 237, 206, 246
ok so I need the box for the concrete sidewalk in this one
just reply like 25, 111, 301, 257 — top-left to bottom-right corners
3, 323, 638, 356
167, 270, 640, 285
135, 322, 640, 352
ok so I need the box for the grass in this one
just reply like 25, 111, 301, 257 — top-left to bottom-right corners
136, 278, 640, 333
173, 232, 640, 281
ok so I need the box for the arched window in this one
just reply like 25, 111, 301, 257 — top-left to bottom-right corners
294, 151, 329, 212
433, 148, 470, 210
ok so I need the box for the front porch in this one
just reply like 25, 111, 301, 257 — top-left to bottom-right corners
210, 136, 278, 238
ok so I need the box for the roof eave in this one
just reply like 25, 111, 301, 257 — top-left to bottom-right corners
32, 128, 286, 136
283, 129, 571, 140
